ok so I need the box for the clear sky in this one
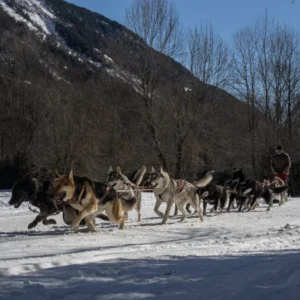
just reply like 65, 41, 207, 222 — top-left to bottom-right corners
66, 0, 299, 42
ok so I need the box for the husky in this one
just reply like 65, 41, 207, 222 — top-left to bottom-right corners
8, 177, 88, 229
232, 167, 246, 182
52, 170, 129, 232
145, 167, 212, 224
196, 182, 229, 215
106, 165, 147, 221
224, 179, 243, 212
224, 168, 246, 212
238, 179, 288, 212
263, 176, 288, 208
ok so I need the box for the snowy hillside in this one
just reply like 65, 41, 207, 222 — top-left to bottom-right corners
0, 0, 134, 81
1, 191, 300, 299
0, 0, 56, 36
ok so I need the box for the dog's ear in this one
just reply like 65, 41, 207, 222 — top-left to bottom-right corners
108, 166, 113, 174
55, 170, 61, 178
202, 191, 209, 198
68, 170, 73, 181
159, 166, 164, 174
116, 166, 122, 174
32, 178, 40, 191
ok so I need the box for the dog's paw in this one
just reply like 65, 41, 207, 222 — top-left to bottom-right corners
28, 222, 37, 229
71, 221, 80, 229
43, 219, 57, 225
81, 227, 98, 233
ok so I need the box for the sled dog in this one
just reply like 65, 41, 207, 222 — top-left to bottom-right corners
106, 165, 147, 221
239, 179, 288, 212
52, 170, 129, 232
9, 177, 109, 229
145, 167, 212, 224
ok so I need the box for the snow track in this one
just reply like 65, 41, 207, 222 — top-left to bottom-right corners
0, 192, 300, 299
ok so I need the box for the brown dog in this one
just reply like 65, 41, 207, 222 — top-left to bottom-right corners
52, 170, 124, 232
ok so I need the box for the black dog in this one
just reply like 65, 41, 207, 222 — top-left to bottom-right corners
224, 168, 247, 212
196, 183, 228, 215
9, 177, 109, 229
238, 179, 288, 212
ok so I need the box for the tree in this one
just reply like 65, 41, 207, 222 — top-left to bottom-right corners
187, 22, 232, 89
125, 0, 184, 171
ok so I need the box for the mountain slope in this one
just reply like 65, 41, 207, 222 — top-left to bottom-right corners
0, 0, 258, 184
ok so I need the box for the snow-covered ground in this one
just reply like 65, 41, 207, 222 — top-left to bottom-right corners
1, 191, 300, 299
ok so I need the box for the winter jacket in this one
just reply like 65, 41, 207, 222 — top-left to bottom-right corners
270, 152, 291, 174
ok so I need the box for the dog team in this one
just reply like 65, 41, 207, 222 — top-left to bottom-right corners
8, 144, 291, 233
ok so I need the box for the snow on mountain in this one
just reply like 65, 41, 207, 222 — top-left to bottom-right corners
0, 0, 56, 37
0, 0, 142, 87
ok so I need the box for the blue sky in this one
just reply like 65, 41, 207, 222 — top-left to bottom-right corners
66, 0, 299, 42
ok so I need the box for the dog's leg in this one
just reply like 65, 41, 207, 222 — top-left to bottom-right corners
203, 201, 207, 216
214, 198, 220, 212
71, 201, 98, 230
244, 197, 251, 211
238, 196, 245, 212
136, 195, 142, 222
195, 196, 204, 222
173, 205, 178, 216
284, 188, 289, 203
227, 194, 234, 212
28, 213, 49, 229
221, 194, 228, 212
82, 216, 98, 233
232, 198, 237, 209
267, 195, 274, 211
186, 203, 192, 214
248, 197, 257, 211
42, 218, 57, 225
279, 192, 287, 206
161, 199, 173, 225
124, 211, 128, 221
177, 201, 187, 222
154, 198, 164, 218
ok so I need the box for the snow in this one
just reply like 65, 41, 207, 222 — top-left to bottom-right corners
88, 60, 102, 68
0, 0, 56, 35
1, 191, 300, 299
104, 54, 114, 64
0, 0, 36, 32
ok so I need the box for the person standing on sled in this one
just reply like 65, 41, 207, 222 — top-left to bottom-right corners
270, 145, 291, 201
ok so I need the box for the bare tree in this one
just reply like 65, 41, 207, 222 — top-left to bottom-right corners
232, 26, 260, 174
125, 0, 184, 170
187, 22, 232, 89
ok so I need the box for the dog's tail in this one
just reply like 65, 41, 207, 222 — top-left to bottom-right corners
112, 198, 124, 224
132, 165, 147, 186
270, 185, 288, 194
194, 171, 213, 188
273, 177, 285, 186
121, 197, 137, 212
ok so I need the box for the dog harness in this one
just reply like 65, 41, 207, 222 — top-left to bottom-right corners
176, 180, 185, 193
